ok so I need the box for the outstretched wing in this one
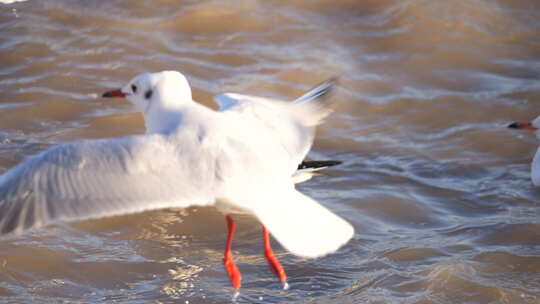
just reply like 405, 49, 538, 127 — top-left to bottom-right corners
213, 78, 337, 174
0, 134, 215, 236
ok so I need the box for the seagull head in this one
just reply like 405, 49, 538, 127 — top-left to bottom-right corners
102, 71, 193, 114
508, 115, 540, 139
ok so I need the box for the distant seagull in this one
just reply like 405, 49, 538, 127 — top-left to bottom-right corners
508, 116, 540, 186
0, 71, 353, 291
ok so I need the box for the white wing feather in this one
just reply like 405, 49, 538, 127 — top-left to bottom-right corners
0, 133, 215, 235
214, 78, 337, 174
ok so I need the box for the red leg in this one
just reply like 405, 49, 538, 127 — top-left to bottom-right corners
263, 225, 288, 287
224, 215, 242, 289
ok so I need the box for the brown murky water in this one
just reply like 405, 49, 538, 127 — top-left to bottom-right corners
0, 0, 539, 303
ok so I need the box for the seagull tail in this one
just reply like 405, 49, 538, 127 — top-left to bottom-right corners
252, 189, 354, 258
290, 77, 339, 127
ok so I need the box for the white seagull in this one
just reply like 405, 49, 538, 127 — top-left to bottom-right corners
0, 71, 354, 290
508, 116, 540, 186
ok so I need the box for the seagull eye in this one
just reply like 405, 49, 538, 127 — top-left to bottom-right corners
145, 90, 153, 99
131, 84, 137, 93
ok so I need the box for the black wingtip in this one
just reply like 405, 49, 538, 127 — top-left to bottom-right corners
508, 122, 519, 129
294, 76, 341, 104
298, 160, 343, 170
326, 76, 340, 85
316, 76, 340, 94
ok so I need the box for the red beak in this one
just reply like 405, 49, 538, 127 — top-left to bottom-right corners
508, 122, 538, 131
102, 89, 127, 98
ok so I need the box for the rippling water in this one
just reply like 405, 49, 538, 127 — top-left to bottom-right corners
0, 0, 539, 303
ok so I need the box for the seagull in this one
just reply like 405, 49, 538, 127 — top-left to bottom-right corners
0, 71, 354, 290
508, 115, 540, 186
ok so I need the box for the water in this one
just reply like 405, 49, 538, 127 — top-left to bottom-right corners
0, 0, 539, 303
